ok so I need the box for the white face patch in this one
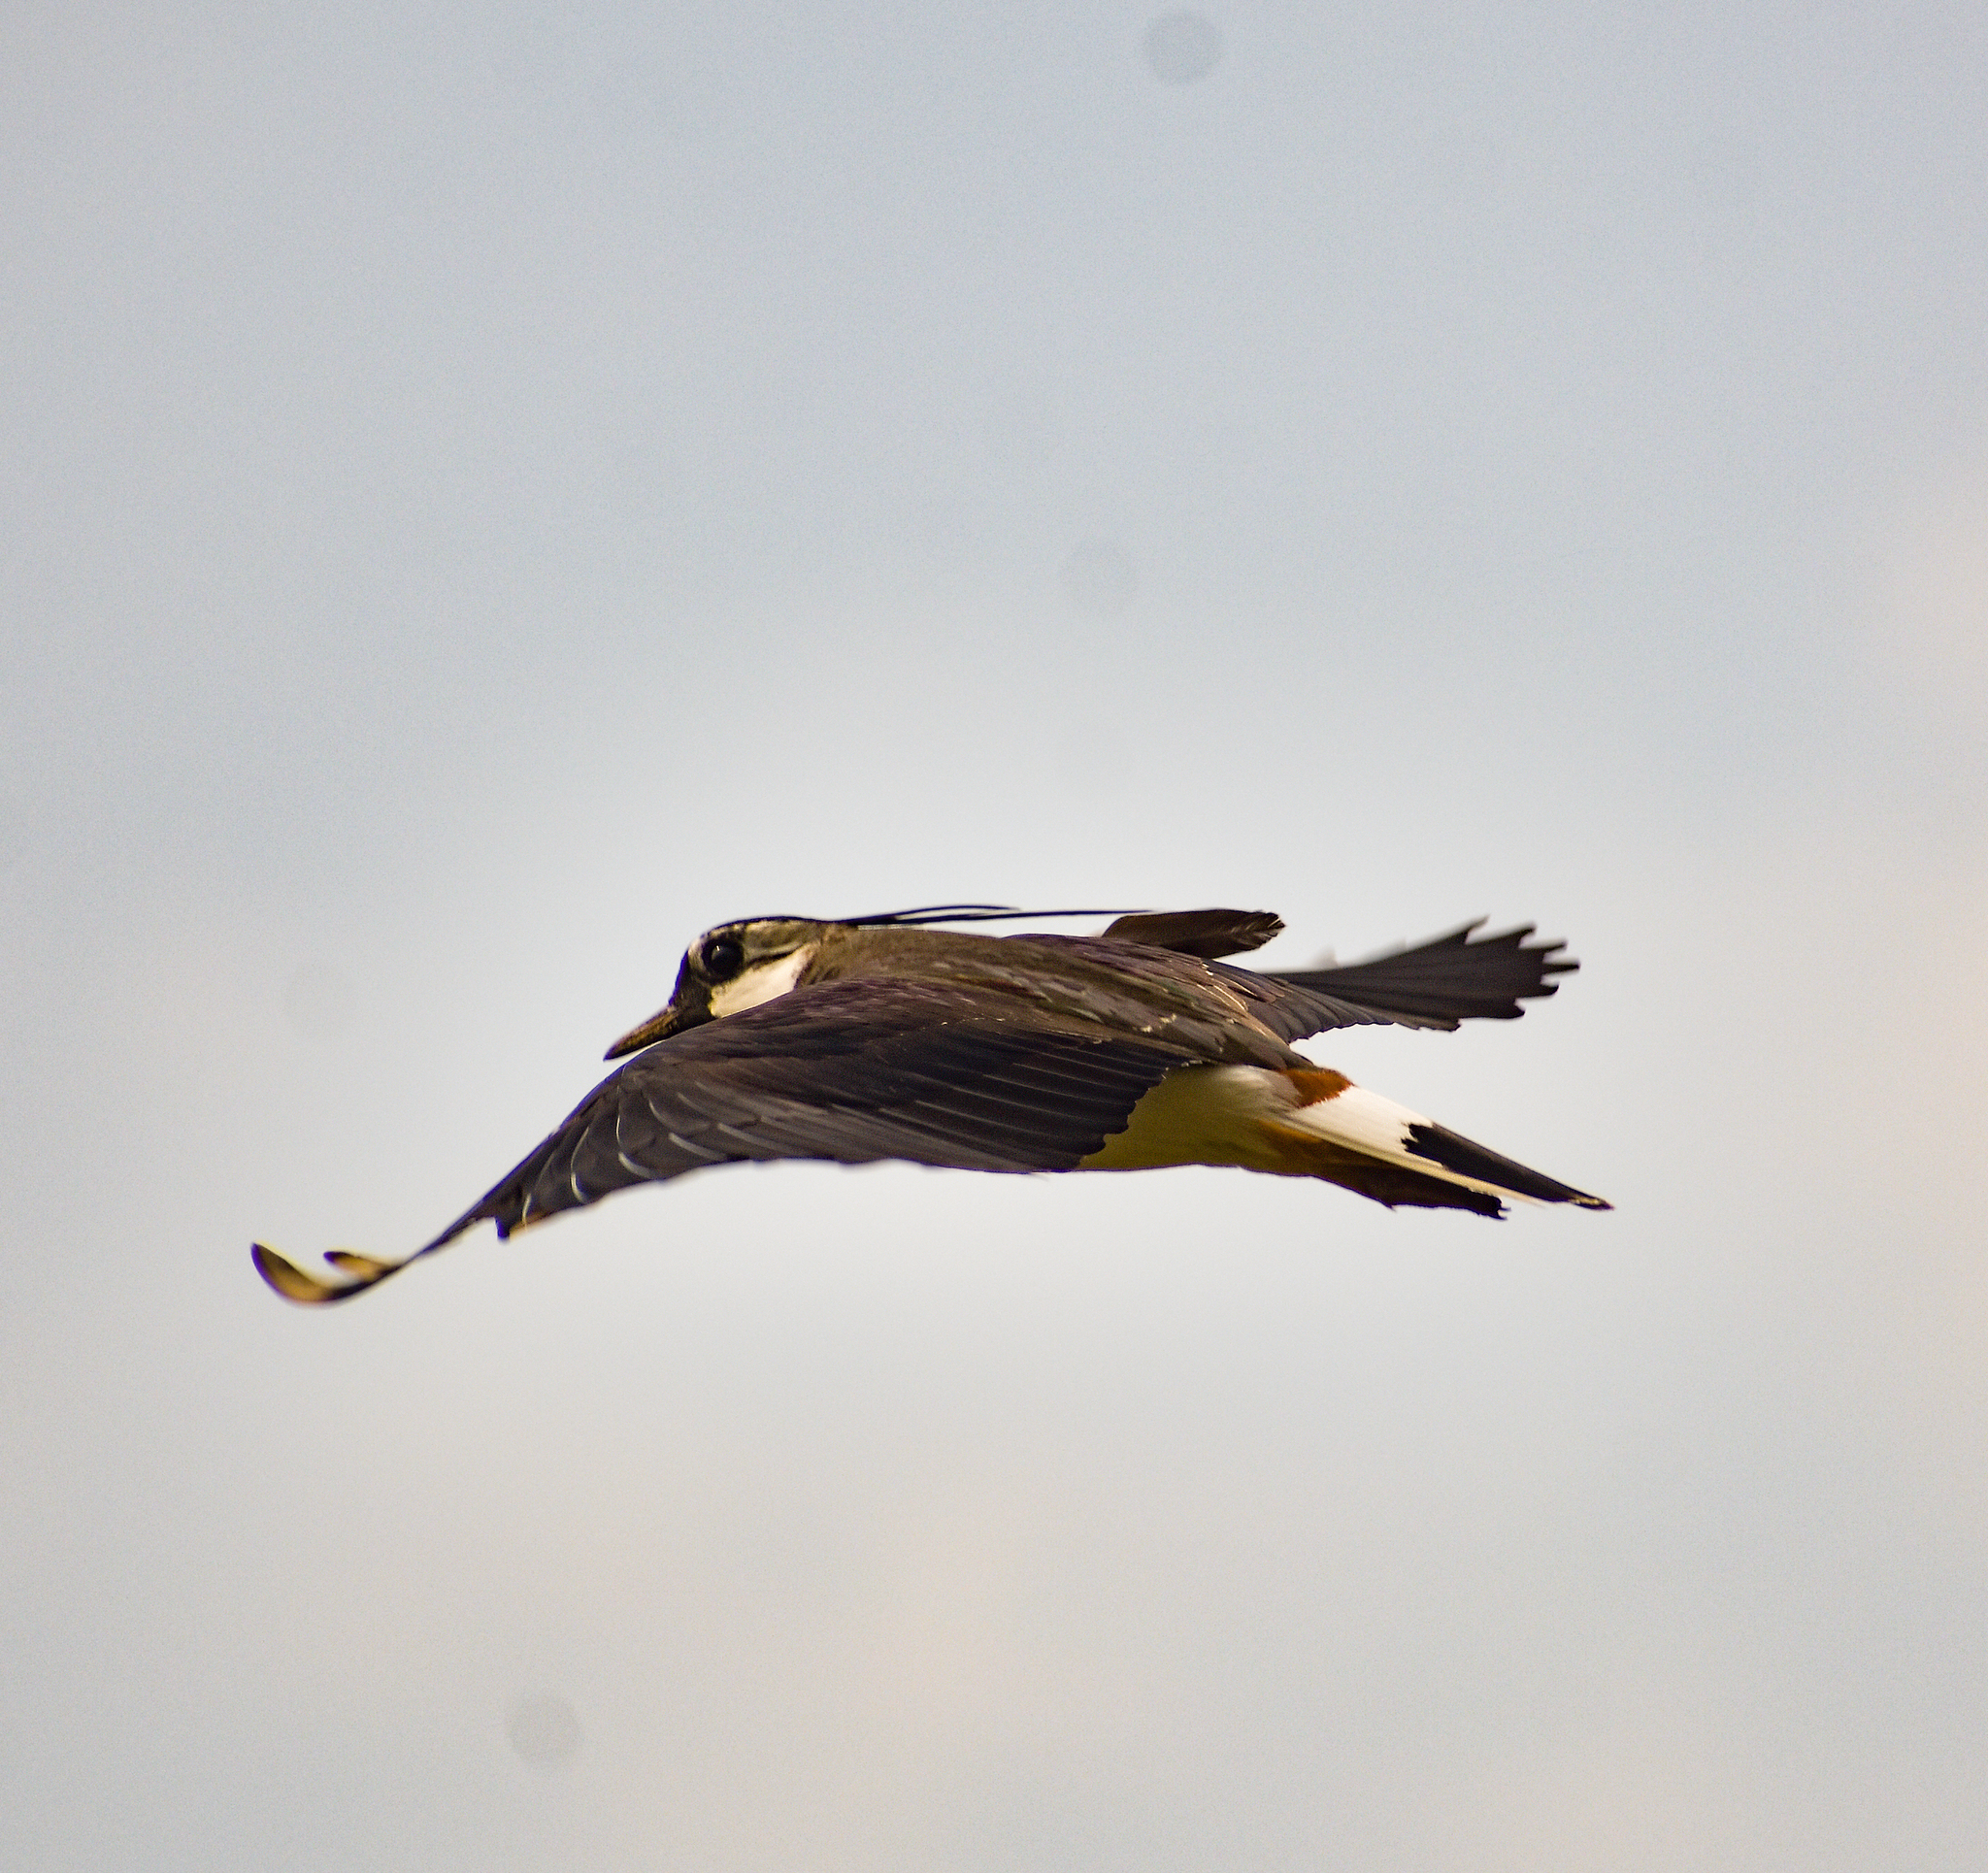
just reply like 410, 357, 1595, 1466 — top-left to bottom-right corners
709, 943, 817, 1019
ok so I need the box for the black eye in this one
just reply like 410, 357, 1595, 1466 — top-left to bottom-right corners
702, 936, 745, 979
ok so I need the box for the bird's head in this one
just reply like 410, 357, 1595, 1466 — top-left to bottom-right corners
604, 917, 830, 1058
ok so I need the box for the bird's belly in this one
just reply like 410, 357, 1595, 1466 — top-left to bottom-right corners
1079, 1065, 1309, 1172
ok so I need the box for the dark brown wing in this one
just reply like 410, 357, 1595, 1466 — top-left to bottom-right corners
1101, 908, 1284, 959
252, 979, 1193, 1304
1248, 919, 1577, 1037
490, 980, 1191, 1226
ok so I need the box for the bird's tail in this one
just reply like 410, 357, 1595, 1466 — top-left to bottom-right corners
1264, 1068, 1610, 1216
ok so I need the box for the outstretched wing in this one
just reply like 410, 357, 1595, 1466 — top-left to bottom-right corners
492, 981, 1191, 1222
1245, 920, 1577, 1038
253, 978, 1193, 1305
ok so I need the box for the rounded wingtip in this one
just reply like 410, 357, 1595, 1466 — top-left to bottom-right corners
251, 1241, 403, 1305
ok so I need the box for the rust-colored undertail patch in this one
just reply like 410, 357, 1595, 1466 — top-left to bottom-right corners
1283, 1068, 1352, 1103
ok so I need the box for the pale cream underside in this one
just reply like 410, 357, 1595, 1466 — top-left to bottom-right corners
710, 943, 818, 1018
1079, 1065, 1309, 1172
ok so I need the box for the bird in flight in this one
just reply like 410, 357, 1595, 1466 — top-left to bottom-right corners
253, 903, 1609, 1305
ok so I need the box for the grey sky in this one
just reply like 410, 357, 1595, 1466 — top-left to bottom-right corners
4, 3, 1985, 1868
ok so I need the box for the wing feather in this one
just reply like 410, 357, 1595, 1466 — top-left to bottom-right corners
1248, 920, 1577, 1037
443, 980, 1194, 1250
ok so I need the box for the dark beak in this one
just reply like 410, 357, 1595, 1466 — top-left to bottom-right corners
604, 1002, 685, 1060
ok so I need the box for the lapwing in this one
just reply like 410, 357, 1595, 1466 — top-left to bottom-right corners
253, 904, 1609, 1305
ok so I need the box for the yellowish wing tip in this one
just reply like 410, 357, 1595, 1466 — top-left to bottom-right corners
251, 1242, 401, 1305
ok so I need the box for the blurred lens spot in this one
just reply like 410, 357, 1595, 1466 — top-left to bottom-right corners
1143, 13, 1223, 85
507, 1692, 581, 1766
282, 961, 358, 1039
1059, 540, 1140, 618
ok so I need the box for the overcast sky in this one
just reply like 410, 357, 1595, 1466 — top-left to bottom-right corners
4, 3, 1986, 1868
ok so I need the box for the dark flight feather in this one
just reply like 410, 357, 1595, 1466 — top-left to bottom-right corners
1258, 919, 1576, 1034
447, 979, 1195, 1239
254, 981, 1198, 1303
1403, 1120, 1608, 1207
